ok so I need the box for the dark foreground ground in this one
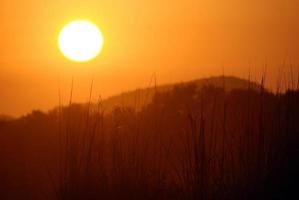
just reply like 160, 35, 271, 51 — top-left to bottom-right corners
0, 78, 299, 200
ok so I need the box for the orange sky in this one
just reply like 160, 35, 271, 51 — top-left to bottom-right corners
0, 0, 299, 116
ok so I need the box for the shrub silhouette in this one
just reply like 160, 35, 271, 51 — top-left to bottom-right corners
0, 77, 298, 200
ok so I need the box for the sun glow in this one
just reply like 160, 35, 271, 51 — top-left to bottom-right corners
58, 20, 104, 62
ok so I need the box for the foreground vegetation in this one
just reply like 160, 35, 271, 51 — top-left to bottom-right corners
0, 77, 298, 200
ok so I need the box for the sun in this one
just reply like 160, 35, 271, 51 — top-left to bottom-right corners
58, 20, 104, 62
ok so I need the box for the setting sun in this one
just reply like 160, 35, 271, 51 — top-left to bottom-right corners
58, 20, 103, 62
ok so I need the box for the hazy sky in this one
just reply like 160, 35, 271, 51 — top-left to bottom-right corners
0, 0, 298, 116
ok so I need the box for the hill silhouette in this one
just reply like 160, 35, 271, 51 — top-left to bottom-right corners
100, 76, 261, 112
0, 75, 298, 200
0, 76, 260, 117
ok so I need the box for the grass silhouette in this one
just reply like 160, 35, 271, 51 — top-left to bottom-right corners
0, 76, 298, 200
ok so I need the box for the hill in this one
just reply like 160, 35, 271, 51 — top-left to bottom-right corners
100, 76, 261, 112
0, 75, 298, 200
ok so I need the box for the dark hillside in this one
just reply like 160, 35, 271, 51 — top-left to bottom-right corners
0, 77, 298, 200
99, 76, 260, 112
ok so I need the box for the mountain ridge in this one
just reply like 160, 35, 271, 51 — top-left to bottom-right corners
99, 75, 261, 112
0, 76, 261, 119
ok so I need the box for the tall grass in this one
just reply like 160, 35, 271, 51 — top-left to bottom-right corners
52, 76, 299, 200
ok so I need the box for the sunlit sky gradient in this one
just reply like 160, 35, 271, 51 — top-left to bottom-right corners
0, 0, 298, 116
